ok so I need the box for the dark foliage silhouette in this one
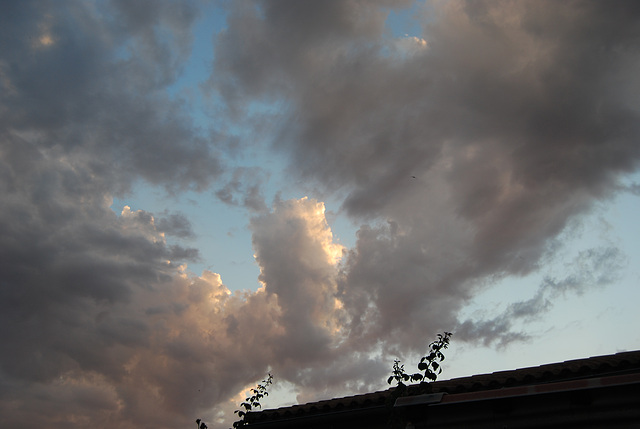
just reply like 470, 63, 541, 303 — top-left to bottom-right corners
387, 331, 452, 387
232, 374, 273, 428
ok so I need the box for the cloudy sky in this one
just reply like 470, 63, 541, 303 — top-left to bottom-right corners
2, 0, 640, 428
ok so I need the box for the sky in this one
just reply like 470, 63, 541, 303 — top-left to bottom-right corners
1, 1, 640, 428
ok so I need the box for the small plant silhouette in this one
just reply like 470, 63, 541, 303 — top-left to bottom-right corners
416, 331, 452, 382
387, 332, 452, 387
386, 332, 452, 429
194, 374, 273, 429
232, 373, 273, 428
388, 359, 421, 386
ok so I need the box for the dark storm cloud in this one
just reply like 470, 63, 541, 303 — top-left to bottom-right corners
213, 0, 640, 215
212, 0, 640, 349
0, 0, 222, 192
210, 0, 412, 112
3, 1, 640, 428
0, 1, 227, 427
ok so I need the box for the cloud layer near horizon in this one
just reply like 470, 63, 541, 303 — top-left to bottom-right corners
1, 1, 639, 428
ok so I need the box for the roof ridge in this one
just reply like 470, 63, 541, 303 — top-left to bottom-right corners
253, 349, 640, 418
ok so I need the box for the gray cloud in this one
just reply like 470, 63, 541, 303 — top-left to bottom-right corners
456, 246, 627, 347
2, 1, 640, 428
215, 167, 269, 213
212, 0, 640, 348
0, 0, 222, 193
155, 211, 196, 239
0, 1, 227, 427
213, 0, 640, 220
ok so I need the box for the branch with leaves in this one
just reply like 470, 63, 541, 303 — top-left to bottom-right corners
387, 332, 453, 387
387, 360, 420, 386
232, 373, 273, 429
416, 331, 452, 382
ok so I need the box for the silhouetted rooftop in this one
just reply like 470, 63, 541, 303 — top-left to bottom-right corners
246, 349, 640, 427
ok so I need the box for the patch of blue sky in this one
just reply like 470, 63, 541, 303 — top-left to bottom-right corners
111, 182, 263, 291
108, 4, 267, 291
384, 1, 426, 39
377, 2, 430, 61
164, 3, 226, 125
